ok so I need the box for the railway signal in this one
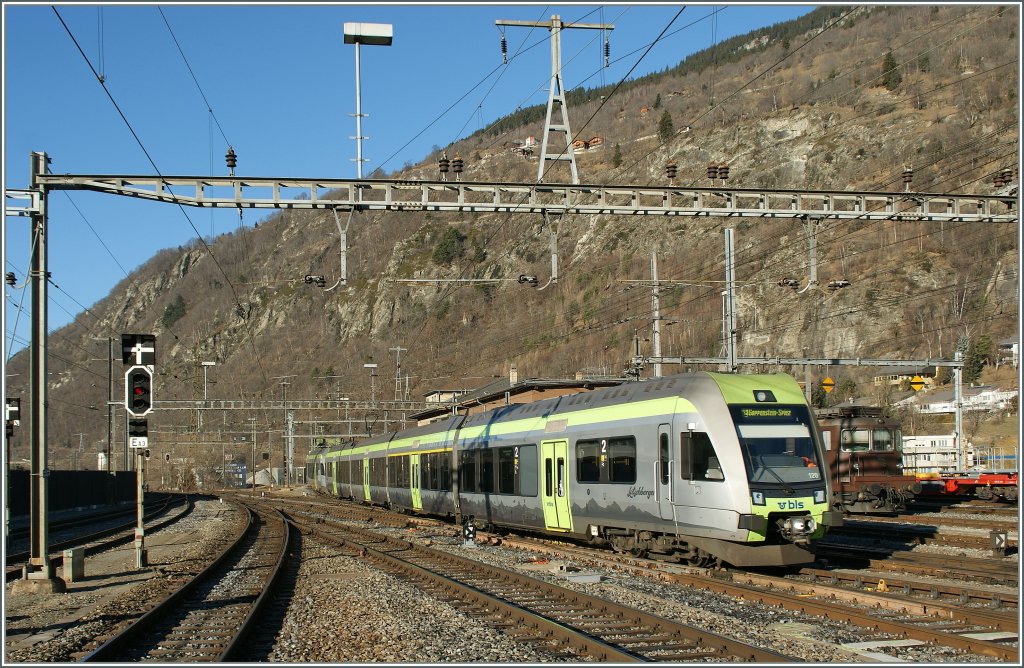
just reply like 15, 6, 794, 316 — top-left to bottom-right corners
462, 518, 477, 546
125, 366, 153, 417
5, 397, 19, 440
128, 418, 149, 449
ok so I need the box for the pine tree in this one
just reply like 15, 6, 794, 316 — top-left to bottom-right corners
657, 110, 674, 143
612, 143, 622, 168
881, 51, 902, 90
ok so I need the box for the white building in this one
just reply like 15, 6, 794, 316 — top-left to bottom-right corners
902, 434, 974, 474
915, 385, 1018, 414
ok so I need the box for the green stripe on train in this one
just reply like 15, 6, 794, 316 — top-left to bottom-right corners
335, 395, 696, 457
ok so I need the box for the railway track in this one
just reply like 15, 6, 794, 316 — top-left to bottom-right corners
257, 492, 1020, 661
5, 495, 192, 583
910, 499, 1018, 517
80, 501, 290, 663
5, 493, 173, 544
483, 531, 1018, 662
286, 507, 794, 662
870, 513, 1019, 530
829, 518, 1018, 550
812, 542, 1019, 587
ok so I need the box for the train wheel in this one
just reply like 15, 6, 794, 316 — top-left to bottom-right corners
686, 549, 715, 568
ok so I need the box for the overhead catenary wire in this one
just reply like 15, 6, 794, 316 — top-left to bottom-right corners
428, 6, 1011, 381
51, 6, 269, 386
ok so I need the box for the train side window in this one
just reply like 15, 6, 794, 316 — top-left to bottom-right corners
821, 431, 832, 451
479, 450, 495, 493
841, 429, 870, 452
440, 453, 451, 491
575, 439, 602, 482
461, 451, 477, 493
518, 445, 538, 497
872, 429, 894, 451
680, 431, 723, 482
545, 458, 553, 496
430, 453, 441, 489
607, 437, 637, 483
497, 447, 516, 494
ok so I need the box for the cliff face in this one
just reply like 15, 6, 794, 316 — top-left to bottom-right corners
6, 5, 1018, 464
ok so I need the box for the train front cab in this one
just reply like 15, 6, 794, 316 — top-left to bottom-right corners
701, 374, 842, 567
818, 409, 922, 513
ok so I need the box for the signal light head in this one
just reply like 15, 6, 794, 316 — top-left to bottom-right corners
126, 366, 153, 416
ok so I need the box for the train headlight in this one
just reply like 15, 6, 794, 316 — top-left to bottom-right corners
814, 489, 826, 504
782, 516, 817, 535
752, 491, 765, 505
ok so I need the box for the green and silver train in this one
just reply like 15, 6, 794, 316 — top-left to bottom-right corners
308, 372, 842, 567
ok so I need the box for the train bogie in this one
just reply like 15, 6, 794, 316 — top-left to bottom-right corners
309, 372, 842, 568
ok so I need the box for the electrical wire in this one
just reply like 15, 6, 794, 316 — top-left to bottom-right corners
52, 6, 268, 386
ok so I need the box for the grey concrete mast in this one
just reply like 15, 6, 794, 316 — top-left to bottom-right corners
497, 15, 614, 184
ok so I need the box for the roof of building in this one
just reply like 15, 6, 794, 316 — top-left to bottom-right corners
872, 366, 935, 376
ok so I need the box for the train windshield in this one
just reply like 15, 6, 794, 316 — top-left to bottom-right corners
841, 428, 903, 452
730, 405, 823, 485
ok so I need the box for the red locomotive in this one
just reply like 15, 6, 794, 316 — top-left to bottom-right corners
815, 406, 922, 514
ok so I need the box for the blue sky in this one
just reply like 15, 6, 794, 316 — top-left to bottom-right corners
3, 2, 815, 358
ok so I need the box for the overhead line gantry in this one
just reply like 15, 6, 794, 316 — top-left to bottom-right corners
27, 173, 1019, 222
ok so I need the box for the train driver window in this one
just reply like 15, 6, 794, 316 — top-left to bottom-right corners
680, 431, 723, 482
705, 456, 724, 480
872, 429, 894, 451
840, 429, 870, 452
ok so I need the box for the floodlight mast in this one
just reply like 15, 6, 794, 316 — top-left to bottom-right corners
343, 22, 393, 179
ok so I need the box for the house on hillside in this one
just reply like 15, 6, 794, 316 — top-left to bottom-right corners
639, 106, 652, 117
570, 136, 606, 152
997, 338, 1018, 368
914, 385, 1018, 414
424, 389, 470, 405
872, 366, 935, 388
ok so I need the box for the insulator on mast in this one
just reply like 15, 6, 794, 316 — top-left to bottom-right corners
501, 32, 507, 64
604, 35, 610, 68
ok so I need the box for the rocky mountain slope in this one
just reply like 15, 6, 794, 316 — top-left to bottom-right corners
5, 5, 1018, 469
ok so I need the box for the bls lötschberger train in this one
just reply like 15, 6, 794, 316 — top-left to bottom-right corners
815, 406, 922, 513
308, 372, 842, 567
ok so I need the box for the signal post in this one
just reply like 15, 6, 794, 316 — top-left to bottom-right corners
123, 334, 155, 568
